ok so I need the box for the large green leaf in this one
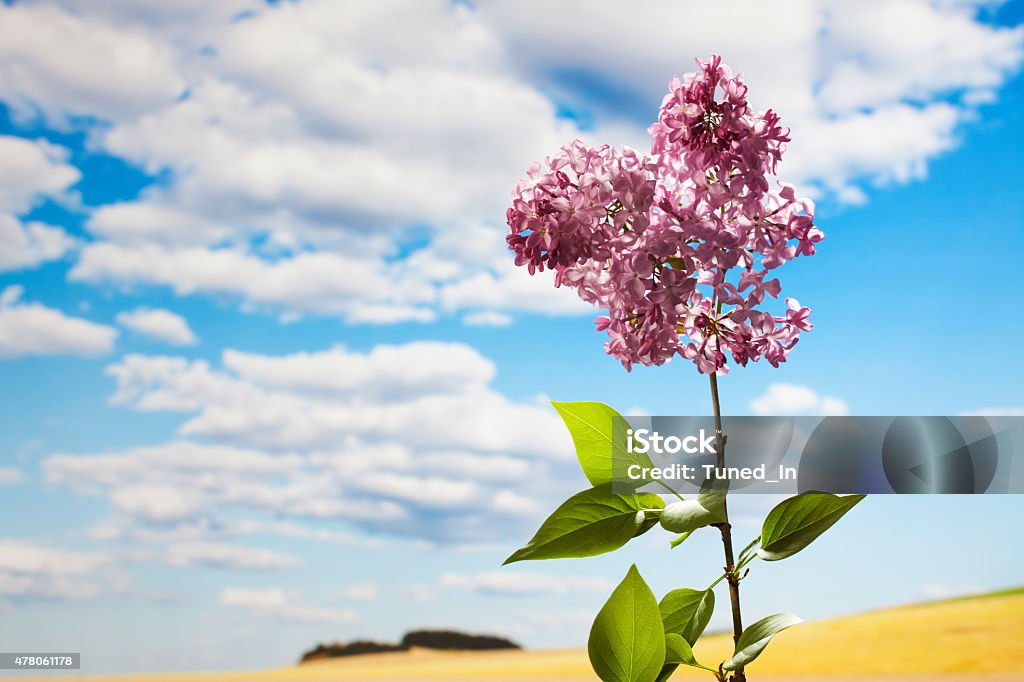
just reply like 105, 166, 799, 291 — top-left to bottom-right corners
552, 401, 654, 487
658, 588, 715, 645
653, 664, 677, 682
722, 613, 803, 671
504, 486, 665, 564
589, 565, 666, 682
757, 492, 865, 561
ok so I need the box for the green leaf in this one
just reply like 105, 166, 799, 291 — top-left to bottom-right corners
589, 565, 666, 682
504, 486, 665, 564
552, 401, 654, 487
664, 634, 702, 667
723, 613, 803, 671
659, 500, 715, 534
737, 535, 761, 566
658, 588, 715, 645
655, 633, 716, 681
658, 476, 729, 535
653, 664, 677, 682
668, 532, 691, 549
757, 492, 865, 561
696, 475, 728, 522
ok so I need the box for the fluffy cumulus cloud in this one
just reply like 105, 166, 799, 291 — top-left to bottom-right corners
0, 285, 118, 357
116, 307, 198, 346
219, 587, 358, 624
3, 0, 1016, 323
0, 539, 116, 601
102, 342, 566, 454
750, 383, 849, 416
0, 214, 78, 273
0, 3, 185, 123
44, 341, 573, 547
68, 222, 586, 323
0, 135, 80, 273
0, 135, 80, 213
480, 0, 1024, 198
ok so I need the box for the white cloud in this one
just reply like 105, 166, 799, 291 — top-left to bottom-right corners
0, 0, 1019, 327
420, 452, 532, 483
116, 307, 198, 346
492, 490, 539, 516
0, 3, 184, 123
70, 242, 438, 323
95, 6, 568, 230
47, 0, 260, 36
165, 542, 301, 570
45, 440, 303, 486
0, 215, 77, 273
750, 383, 849, 416
233, 521, 390, 550
0, 285, 118, 357
42, 441, 401, 532
102, 345, 567, 456
43, 440, 406, 540
110, 485, 205, 523
68, 230, 587, 323
0, 468, 23, 486
0, 135, 80, 213
441, 571, 612, 596
221, 342, 495, 397
0, 136, 80, 273
480, 0, 1024, 200
440, 267, 590, 317
0, 539, 113, 600
817, 2, 1024, 114
84, 516, 391, 554
356, 474, 482, 510
87, 202, 232, 246
220, 587, 358, 624
44, 342, 572, 546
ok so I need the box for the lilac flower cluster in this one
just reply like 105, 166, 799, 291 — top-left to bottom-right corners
506, 56, 822, 373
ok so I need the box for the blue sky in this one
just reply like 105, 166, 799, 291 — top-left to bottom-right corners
1, 0, 1023, 675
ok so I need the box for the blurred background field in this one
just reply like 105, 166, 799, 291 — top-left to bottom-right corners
11, 587, 1024, 681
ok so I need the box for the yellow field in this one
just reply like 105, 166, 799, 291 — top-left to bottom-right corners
13, 590, 1024, 681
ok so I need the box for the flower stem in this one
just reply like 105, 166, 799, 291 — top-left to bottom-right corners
709, 371, 747, 682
